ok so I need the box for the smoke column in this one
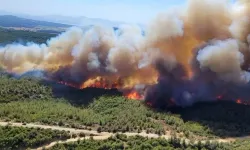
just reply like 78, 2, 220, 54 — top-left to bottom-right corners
1, 0, 250, 107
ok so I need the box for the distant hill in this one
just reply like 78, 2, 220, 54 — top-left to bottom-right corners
25, 15, 123, 27
0, 27, 56, 45
0, 11, 124, 28
0, 15, 71, 28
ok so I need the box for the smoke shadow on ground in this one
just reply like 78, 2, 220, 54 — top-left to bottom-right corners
165, 101, 250, 138
40, 80, 123, 106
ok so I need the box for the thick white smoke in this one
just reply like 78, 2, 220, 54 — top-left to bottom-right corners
1, 0, 250, 105
186, 0, 231, 40
146, 11, 184, 44
197, 39, 247, 83
0, 43, 46, 73
230, 0, 250, 41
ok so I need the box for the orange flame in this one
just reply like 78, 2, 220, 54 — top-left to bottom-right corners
236, 99, 249, 105
235, 99, 250, 105
236, 99, 242, 104
216, 95, 222, 100
59, 80, 250, 106
80, 77, 121, 89
58, 78, 145, 100
125, 91, 143, 100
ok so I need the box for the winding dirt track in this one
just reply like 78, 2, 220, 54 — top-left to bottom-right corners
0, 121, 248, 150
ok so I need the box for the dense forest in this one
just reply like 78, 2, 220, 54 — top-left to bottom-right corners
1, 9, 250, 149
0, 28, 56, 45
0, 73, 167, 135
0, 75, 52, 102
0, 74, 250, 141
0, 125, 70, 150
0, 47, 250, 149
50, 134, 244, 150
0, 15, 70, 28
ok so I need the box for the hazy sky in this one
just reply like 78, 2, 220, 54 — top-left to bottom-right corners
0, 0, 186, 23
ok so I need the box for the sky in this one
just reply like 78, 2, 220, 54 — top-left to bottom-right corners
0, 0, 186, 24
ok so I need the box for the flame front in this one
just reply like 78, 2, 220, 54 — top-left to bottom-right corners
236, 99, 242, 104
2, 0, 250, 108
125, 91, 143, 100
236, 99, 250, 105
80, 77, 121, 89
217, 95, 223, 100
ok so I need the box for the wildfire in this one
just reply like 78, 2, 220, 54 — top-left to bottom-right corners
216, 95, 223, 100
83, 81, 109, 89
125, 91, 143, 100
80, 77, 121, 89
58, 81, 79, 88
58, 80, 250, 107
236, 99, 250, 105
58, 78, 145, 100
236, 99, 242, 104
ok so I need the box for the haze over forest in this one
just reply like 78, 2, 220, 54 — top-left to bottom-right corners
0, 0, 250, 150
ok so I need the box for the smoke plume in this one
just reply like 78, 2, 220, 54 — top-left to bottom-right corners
1, 0, 250, 107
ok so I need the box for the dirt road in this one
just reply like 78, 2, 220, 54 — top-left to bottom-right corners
0, 121, 245, 150
36, 135, 112, 150
0, 121, 103, 136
